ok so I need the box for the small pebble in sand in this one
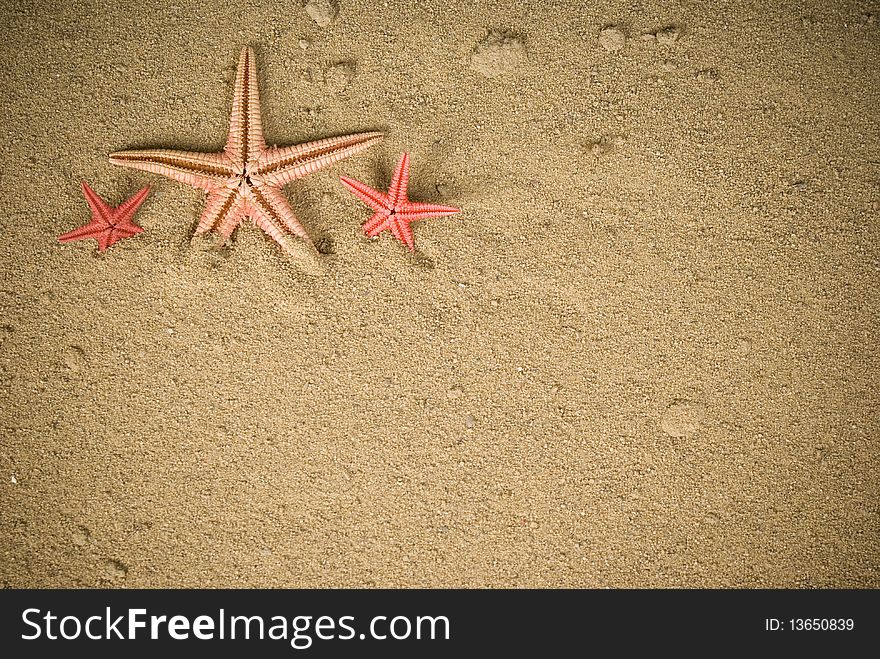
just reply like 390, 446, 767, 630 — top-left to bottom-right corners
72, 525, 91, 547
62, 345, 86, 372
588, 135, 622, 156
325, 61, 356, 94
465, 414, 476, 429
656, 26, 682, 46
304, 0, 338, 28
102, 558, 129, 581
660, 400, 706, 437
298, 38, 311, 50
447, 386, 463, 399
597, 26, 626, 52
734, 337, 752, 356
696, 68, 718, 83
470, 30, 526, 78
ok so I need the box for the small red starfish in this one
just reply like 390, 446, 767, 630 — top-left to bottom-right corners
340, 152, 459, 251
58, 182, 150, 252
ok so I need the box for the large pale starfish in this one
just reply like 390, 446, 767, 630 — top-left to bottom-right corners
109, 46, 382, 255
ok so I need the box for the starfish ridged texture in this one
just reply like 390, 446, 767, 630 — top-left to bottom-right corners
109, 46, 383, 255
58, 182, 150, 252
340, 152, 460, 251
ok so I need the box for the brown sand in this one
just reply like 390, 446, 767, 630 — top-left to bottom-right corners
1, 0, 878, 588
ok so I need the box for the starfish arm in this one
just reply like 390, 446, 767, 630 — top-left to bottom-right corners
214, 194, 249, 240
258, 132, 384, 187
194, 187, 239, 235
111, 225, 144, 238
340, 175, 391, 212
248, 197, 303, 255
362, 211, 388, 236
97, 229, 114, 252
103, 226, 144, 250
109, 149, 232, 191
58, 221, 103, 243
254, 185, 314, 245
225, 46, 266, 163
387, 152, 410, 207
114, 186, 151, 219
80, 182, 113, 226
389, 216, 415, 251
399, 201, 461, 221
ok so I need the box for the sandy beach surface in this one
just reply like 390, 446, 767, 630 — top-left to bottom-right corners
0, 0, 877, 588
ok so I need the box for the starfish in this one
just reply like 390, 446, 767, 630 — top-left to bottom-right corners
58, 182, 150, 252
108, 46, 382, 255
340, 152, 459, 251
